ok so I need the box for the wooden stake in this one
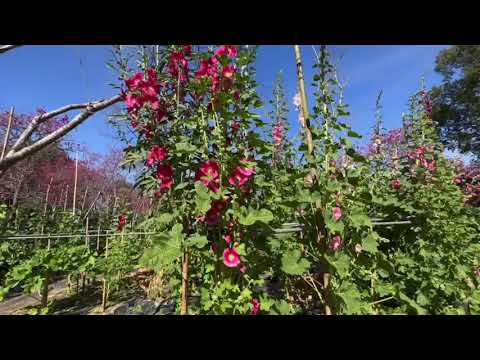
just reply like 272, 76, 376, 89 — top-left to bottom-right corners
41, 272, 49, 308
1, 106, 15, 161
293, 46, 314, 158
181, 250, 189, 315
80, 186, 89, 213
293, 45, 332, 315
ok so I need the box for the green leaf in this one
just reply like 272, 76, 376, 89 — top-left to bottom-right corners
174, 182, 189, 191
238, 208, 273, 226
362, 233, 379, 254
327, 252, 350, 278
186, 234, 208, 249
281, 249, 311, 275
347, 130, 362, 138
338, 282, 363, 314
270, 300, 291, 315
349, 211, 372, 229
195, 183, 212, 214
397, 291, 427, 315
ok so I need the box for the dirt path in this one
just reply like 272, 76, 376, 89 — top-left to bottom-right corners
0, 279, 68, 315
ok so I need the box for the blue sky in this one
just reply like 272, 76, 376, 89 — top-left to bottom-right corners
0, 45, 449, 159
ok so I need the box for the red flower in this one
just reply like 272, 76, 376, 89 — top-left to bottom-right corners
332, 207, 342, 221
156, 164, 174, 190
222, 64, 236, 79
211, 242, 218, 253
196, 160, 220, 193
125, 72, 144, 91
272, 122, 284, 146
251, 298, 261, 315
205, 199, 228, 225
215, 45, 238, 59
223, 247, 241, 268
223, 234, 233, 244
229, 166, 255, 188
168, 51, 189, 83
146, 145, 168, 167
118, 215, 126, 231
232, 121, 241, 134
329, 235, 343, 252
182, 45, 192, 56
391, 179, 401, 190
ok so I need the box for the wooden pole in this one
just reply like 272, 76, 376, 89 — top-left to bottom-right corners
293, 46, 314, 158
80, 186, 89, 213
293, 45, 332, 315
181, 250, 189, 315
1, 106, 15, 161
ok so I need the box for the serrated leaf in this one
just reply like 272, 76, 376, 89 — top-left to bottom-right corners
327, 252, 350, 278
362, 233, 379, 254
238, 208, 273, 226
270, 300, 291, 315
186, 234, 208, 249
281, 249, 311, 275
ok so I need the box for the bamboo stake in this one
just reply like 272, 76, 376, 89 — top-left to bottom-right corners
96, 219, 101, 252
72, 151, 79, 216
293, 46, 314, 158
41, 272, 50, 308
80, 186, 89, 212
181, 250, 189, 315
293, 45, 332, 315
1, 106, 15, 161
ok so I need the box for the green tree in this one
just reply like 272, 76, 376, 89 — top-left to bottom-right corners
431, 45, 480, 159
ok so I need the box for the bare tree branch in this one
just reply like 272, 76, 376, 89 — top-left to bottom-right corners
0, 45, 22, 54
0, 94, 123, 173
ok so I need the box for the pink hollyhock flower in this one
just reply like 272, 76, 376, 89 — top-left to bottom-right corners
126, 93, 141, 113
205, 199, 228, 225
222, 64, 236, 79
229, 166, 255, 188
182, 45, 192, 56
156, 164, 174, 190
125, 72, 144, 91
211, 242, 218, 253
118, 215, 126, 231
239, 264, 247, 273
332, 207, 342, 221
232, 121, 241, 134
195, 57, 218, 78
329, 235, 343, 251
272, 122, 284, 146
223, 234, 233, 244
223, 248, 241, 268
146, 145, 168, 167
195, 160, 220, 193
215, 45, 237, 58
391, 179, 401, 190
168, 51, 189, 83
131, 120, 138, 129
251, 298, 261, 315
